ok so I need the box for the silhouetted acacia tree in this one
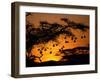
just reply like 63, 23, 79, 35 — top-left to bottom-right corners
26, 17, 89, 63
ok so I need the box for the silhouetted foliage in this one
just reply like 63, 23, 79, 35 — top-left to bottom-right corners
26, 12, 32, 16
61, 17, 89, 31
26, 17, 89, 66
27, 18, 85, 53
26, 46, 89, 67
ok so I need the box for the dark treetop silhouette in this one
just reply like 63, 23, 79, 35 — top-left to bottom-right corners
26, 13, 89, 67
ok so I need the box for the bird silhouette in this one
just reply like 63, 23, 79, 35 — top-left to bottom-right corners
71, 37, 73, 40
74, 40, 76, 43
81, 36, 83, 39
40, 51, 42, 54
65, 41, 69, 43
53, 44, 55, 47
84, 35, 86, 38
44, 49, 47, 51
50, 51, 52, 54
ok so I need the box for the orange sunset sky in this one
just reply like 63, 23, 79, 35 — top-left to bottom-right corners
26, 12, 89, 63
